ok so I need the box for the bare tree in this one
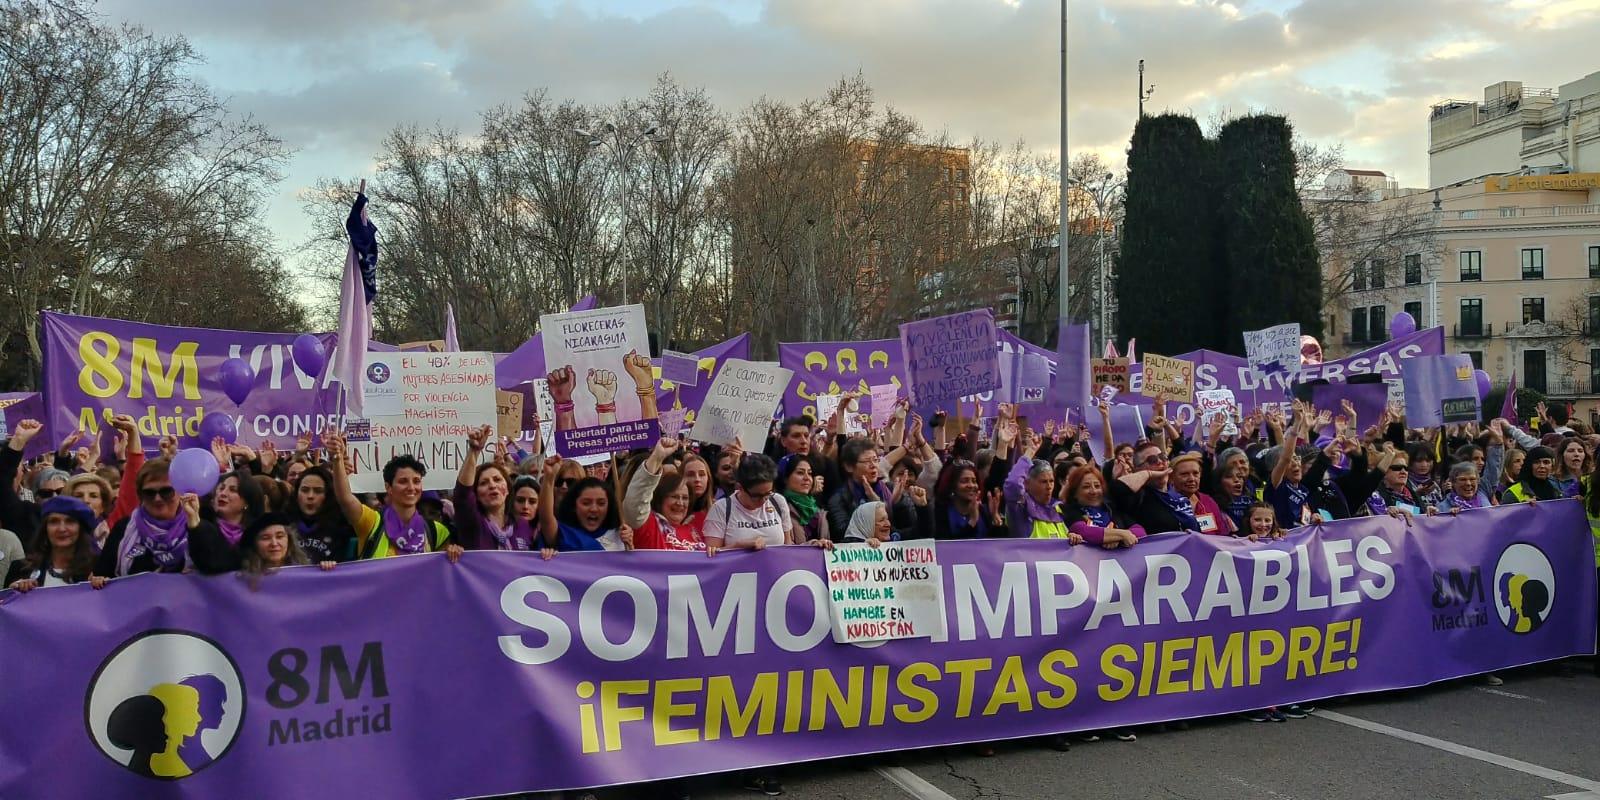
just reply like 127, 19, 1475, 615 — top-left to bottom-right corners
0, 0, 296, 384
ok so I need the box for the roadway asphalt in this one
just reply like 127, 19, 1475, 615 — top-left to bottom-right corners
671, 661, 1600, 800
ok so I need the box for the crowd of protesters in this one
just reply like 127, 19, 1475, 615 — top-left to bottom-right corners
3, 378, 1598, 798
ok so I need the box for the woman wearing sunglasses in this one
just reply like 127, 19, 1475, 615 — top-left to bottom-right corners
94, 456, 216, 579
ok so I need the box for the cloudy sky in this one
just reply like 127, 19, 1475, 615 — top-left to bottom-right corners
100, 0, 1600, 265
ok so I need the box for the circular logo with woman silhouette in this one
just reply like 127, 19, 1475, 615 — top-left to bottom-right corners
84, 630, 245, 780
1493, 543, 1556, 635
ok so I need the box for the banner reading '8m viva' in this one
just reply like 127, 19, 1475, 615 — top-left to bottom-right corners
41, 311, 343, 450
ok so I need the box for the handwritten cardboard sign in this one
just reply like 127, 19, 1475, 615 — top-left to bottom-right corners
1092, 357, 1130, 393
899, 309, 1001, 405
824, 540, 945, 643
1139, 353, 1195, 402
688, 359, 793, 447
495, 389, 525, 437
1243, 323, 1301, 375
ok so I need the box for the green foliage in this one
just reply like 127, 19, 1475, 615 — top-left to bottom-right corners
1117, 113, 1322, 356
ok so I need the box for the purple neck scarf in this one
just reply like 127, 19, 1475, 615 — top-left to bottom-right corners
217, 519, 244, 547
118, 507, 189, 575
482, 510, 517, 551
383, 507, 429, 555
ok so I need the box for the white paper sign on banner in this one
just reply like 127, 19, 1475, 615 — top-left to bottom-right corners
347, 352, 497, 493
816, 393, 866, 435
688, 360, 793, 447
824, 540, 945, 643
1196, 388, 1239, 436
1243, 323, 1302, 376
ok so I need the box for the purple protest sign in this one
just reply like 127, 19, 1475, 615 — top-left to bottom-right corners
0, 392, 51, 460
1054, 321, 1092, 412
1082, 402, 1147, 461
660, 351, 700, 387
1309, 381, 1389, 438
779, 339, 905, 418
1402, 354, 1478, 428
653, 335, 751, 431
0, 503, 1590, 799
900, 310, 1000, 405
41, 312, 345, 452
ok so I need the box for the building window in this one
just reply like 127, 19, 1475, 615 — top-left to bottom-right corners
1592, 349, 1600, 394
1351, 307, 1369, 343
1352, 264, 1367, 291
1463, 351, 1484, 370
955, 168, 967, 183
1459, 298, 1483, 337
1524, 350, 1547, 394
1369, 259, 1386, 289
1521, 248, 1544, 279
1590, 296, 1600, 335
1590, 245, 1600, 279
1404, 254, 1422, 285
1404, 301, 1423, 326
1369, 304, 1387, 341
1459, 250, 1482, 281
1522, 297, 1545, 325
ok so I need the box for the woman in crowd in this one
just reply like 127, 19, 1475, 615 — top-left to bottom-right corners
1439, 462, 1493, 513
238, 512, 337, 588
1502, 446, 1562, 504
1212, 460, 1256, 532
1499, 447, 1527, 498
778, 454, 828, 541
1169, 452, 1234, 535
5, 495, 100, 590
454, 426, 535, 552
1405, 442, 1445, 509
1001, 427, 1082, 542
64, 473, 114, 550
679, 451, 716, 517
288, 466, 353, 563
622, 437, 705, 551
324, 433, 459, 561
826, 438, 890, 538
1059, 465, 1143, 548
1554, 438, 1590, 498
841, 500, 892, 544
1111, 440, 1204, 535
95, 456, 216, 578
1262, 409, 1320, 529
511, 475, 541, 525
1368, 446, 1426, 516
191, 471, 266, 574
704, 454, 830, 556
932, 460, 999, 539
540, 456, 629, 552
548, 459, 588, 511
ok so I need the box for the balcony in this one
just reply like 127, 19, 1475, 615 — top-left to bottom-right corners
1542, 375, 1600, 398
1453, 323, 1493, 340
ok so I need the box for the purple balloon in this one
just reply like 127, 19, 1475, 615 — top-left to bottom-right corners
219, 357, 255, 405
1475, 369, 1492, 400
197, 412, 236, 445
170, 447, 220, 496
292, 334, 326, 377
1389, 311, 1416, 339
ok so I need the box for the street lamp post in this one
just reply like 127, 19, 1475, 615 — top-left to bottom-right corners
574, 122, 666, 304
1058, 0, 1071, 324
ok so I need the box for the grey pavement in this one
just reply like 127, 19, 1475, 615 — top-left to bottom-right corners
669, 664, 1599, 800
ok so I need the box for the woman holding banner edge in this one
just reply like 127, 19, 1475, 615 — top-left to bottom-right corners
323, 431, 460, 562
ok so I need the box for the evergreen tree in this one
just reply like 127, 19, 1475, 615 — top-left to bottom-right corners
1215, 115, 1323, 348
1115, 114, 1226, 356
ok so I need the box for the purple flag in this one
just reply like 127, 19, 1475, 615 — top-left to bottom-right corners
0, 503, 1589, 798
1054, 321, 1091, 413
1499, 375, 1518, 421
494, 295, 600, 388
332, 192, 376, 418
1401, 354, 1478, 427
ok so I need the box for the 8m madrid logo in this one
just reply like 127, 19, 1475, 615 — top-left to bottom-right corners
84, 631, 245, 780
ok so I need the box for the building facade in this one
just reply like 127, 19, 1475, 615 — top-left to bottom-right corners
1429, 72, 1600, 187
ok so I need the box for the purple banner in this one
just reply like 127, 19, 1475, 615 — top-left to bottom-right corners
2, 502, 1590, 798
1309, 381, 1389, 439
41, 312, 345, 452
1054, 321, 1092, 413
779, 339, 906, 420
1402, 354, 1479, 428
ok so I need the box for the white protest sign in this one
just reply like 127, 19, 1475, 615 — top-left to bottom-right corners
347, 352, 497, 493
1243, 323, 1301, 376
688, 359, 793, 447
817, 393, 866, 435
1196, 388, 1238, 436
540, 303, 658, 457
870, 384, 899, 429
824, 540, 945, 643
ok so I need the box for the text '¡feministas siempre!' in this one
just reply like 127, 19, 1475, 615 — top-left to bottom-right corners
899, 309, 1001, 405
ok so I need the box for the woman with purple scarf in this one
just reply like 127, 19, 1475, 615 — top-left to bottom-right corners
94, 457, 217, 578
454, 426, 535, 552
325, 432, 461, 562
190, 471, 266, 574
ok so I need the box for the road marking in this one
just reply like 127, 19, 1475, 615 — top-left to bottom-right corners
1475, 686, 1542, 702
875, 766, 961, 800
1546, 792, 1600, 800
1315, 709, 1600, 793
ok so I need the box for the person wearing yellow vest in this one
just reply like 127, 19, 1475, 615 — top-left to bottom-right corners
325, 432, 461, 562
1500, 446, 1561, 505
1001, 427, 1083, 543
1586, 474, 1600, 676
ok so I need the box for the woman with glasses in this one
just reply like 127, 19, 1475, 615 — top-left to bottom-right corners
1108, 440, 1201, 534
1366, 444, 1427, 517
705, 454, 831, 556
1438, 461, 1493, 513
622, 437, 707, 551
0, 419, 65, 536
